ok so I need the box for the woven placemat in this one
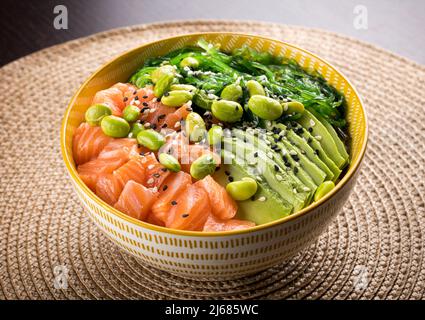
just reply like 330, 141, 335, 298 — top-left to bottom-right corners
0, 20, 424, 300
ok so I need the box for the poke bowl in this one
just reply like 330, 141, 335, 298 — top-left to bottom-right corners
61, 33, 367, 279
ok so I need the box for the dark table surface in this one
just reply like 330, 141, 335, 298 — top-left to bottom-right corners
1, 0, 424, 67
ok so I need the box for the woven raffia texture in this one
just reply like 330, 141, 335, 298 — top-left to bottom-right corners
0, 21, 424, 300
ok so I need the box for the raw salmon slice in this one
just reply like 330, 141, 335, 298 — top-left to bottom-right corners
141, 101, 175, 129
166, 184, 211, 231
180, 144, 221, 173
203, 214, 255, 232
114, 181, 157, 221
92, 87, 125, 116
149, 171, 192, 226
163, 104, 191, 130
73, 123, 111, 165
195, 175, 237, 220
77, 139, 139, 191
95, 155, 146, 205
141, 153, 170, 189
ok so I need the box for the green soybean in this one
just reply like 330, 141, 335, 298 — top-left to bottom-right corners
180, 57, 199, 69
220, 83, 242, 102
136, 129, 165, 151
247, 95, 283, 120
211, 100, 243, 123
226, 177, 258, 201
154, 73, 175, 98
185, 112, 206, 142
85, 104, 112, 126
246, 80, 265, 96
208, 125, 223, 145
193, 90, 214, 110
170, 84, 197, 93
122, 105, 141, 123
151, 65, 175, 83
158, 153, 181, 172
161, 90, 193, 107
129, 122, 144, 138
190, 154, 216, 180
101, 115, 130, 138
314, 181, 335, 201
282, 101, 305, 114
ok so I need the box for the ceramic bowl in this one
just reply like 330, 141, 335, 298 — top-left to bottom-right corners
61, 32, 367, 279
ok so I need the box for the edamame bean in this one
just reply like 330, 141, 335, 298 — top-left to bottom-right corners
161, 90, 193, 107
170, 84, 197, 93
154, 73, 175, 98
220, 83, 242, 102
193, 90, 214, 110
185, 112, 206, 142
151, 65, 175, 83
85, 104, 112, 126
129, 122, 144, 138
190, 154, 216, 180
282, 101, 305, 114
158, 153, 181, 172
101, 115, 130, 138
207, 125, 223, 145
314, 181, 335, 201
211, 100, 243, 123
122, 105, 141, 122
180, 57, 199, 69
226, 177, 258, 201
246, 80, 265, 96
136, 129, 165, 151
247, 95, 283, 120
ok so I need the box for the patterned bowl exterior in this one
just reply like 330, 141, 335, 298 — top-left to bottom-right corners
61, 33, 368, 279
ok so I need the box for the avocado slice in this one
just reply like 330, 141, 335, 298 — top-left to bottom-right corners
214, 152, 292, 225
223, 137, 310, 212
308, 108, 349, 163
232, 128, 317, 195
292, 125, 342, 181
265, 122, 333, 181
297, 110, 346, 168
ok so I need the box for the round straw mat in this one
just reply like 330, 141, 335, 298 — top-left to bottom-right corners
0, 20, 424, 300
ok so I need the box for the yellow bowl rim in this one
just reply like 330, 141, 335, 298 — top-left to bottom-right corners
60, 31, 368, 237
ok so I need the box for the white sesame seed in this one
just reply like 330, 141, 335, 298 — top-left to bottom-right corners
150, 187, 158, 193
186, 100, 192, 107
283, 104, 289, 111
149, 108, 156, 114
144, 122, 151, 128
147, 178, 155, 185
147, 164, 155, 170
309, 119, 316, 127
257, 196, 266, 202
267, 152, 274, 158
281, 150, 287, 156
256, 176, 263, 182
289, 150, 297, 156
303, 187, 311, 192
315, 135, 322, 141
293, 188, 298, 194
134, 100, 140, 106
276, 174, 283, 181
174, 122, 181, 128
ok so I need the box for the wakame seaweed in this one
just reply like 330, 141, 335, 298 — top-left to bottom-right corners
129, 40, 347, 127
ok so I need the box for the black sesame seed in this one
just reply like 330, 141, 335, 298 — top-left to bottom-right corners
142, 102, 149, 107
134, 96, 139, 101
156, 98, 161, 102
158, 114, 166, 120
161, 168, 168, 172
291, 154, 300, 162
315, 149, 320, 156
294, 167, 299, 174
123, 97, 128, 102
161, 123, 168, 128
164, 92, 170, 97
153, 173, 160, 178
224, 170, 230, 176
162, 185, 168, 191
182, 214, 189, 218
151, 124, 157, 130
307, 137, 313, 143
274, 165, 279, 172
133, 90, 137, 95
308, 127, 313, 133
253, 152, 258, 158
171, 200, 177, 206
142, 95, 148, 99
228, 176, 234, 182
